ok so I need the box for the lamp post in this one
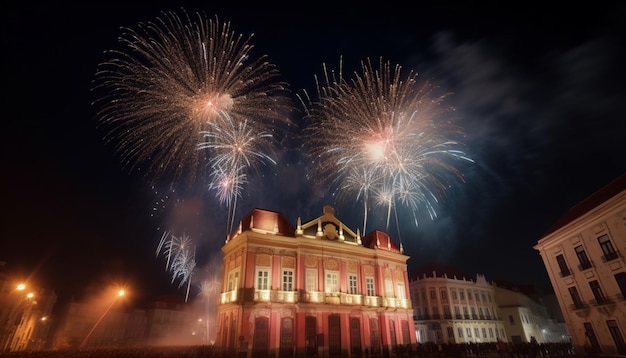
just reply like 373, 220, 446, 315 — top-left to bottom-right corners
78, 289, 125, 349
2, 283, 34, 352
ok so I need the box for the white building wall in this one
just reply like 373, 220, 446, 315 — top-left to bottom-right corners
535, 176, 626, 356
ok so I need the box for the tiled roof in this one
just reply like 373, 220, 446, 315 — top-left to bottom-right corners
361, 230, 401, 253
229, 208, 296, 239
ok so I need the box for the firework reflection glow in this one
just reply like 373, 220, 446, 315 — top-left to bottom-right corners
301, 57, 473, 235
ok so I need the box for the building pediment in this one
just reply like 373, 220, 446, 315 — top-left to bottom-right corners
296, 205, 361, 244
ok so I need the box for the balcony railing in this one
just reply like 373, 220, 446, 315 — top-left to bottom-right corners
589, 297, 613, 306
601, 250, 620, 263
578, 260, 593, 271
569, 302, 587, 310
220, 289, 392, 307
413, 313, 498, 322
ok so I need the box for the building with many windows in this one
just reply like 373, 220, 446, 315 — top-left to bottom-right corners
215, 205, 415, 357
409, 264, 506, 344
493, 281, 553, 343
534, 173, 626, 356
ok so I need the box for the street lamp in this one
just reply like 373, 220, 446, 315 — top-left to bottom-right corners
78, 289, 125, 349
2, 284, 35, 352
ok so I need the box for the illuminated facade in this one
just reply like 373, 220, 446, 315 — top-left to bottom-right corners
534, 173, 626, 355
493, 283, 556, 343
215, 205, 415, 357
0, 262, 56, 352
409, 266, 506, 344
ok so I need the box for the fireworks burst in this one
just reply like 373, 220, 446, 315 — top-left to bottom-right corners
92, 9, 293, 188
198, 111, 278, 232
300, 57, 473, 235
94, 9, 295, 294
156, 232, 196, 301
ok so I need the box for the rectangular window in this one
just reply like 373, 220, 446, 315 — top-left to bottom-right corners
370, 319, 381, 356
460, 291, 465, 300
447, 327, 454, 339
509, 315, 515, 325
575, 245, 592, 270
607, 320, 626, 354
474, 328, 480, 338
253, 317, 269, 354
589, 280, 608, 304
599, 234, 619, 262
385, 280, 394, 297
227, 270, 239, 291
440, 289, 447, 299
569, 286, 584, 308
325, 271, 339, 293
366, 277, 375, 296
329, 315, 341, 356
466, 328, 472, 338
468, 291, 473, 300
481, 293, 487, 302
280, 318, 294, 356
458, 327, 463, 338
489, 328, 494, 338
475, 293, 480, 301
397, 283, 406, 299
350, 318, 362, 356
256, 269, 269, 290
306, 268, 317, 292
443, 305, 451, 318
402, 320, 411, 344
430, 290, 437, 299
482, 328, 487, 338
615, 272, 626, 299
305, 317, 317, 355
556, 254, 571, 277
432, 306, 439, 318
348, 275, 358, 294
282, 270, 293, 291
451, 290, 457, 300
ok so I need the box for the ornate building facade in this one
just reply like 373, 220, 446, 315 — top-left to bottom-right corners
534, 173, 626, 355
215, 205, 415, 357
409, 265, 506, 344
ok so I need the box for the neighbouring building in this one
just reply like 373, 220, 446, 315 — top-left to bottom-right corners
215, 205, 416, 357
534, 173, 626, 356
51, 293, 198, 349
409, 263, 506, 344
0, 261, 57, 352
493, 281, 554, 343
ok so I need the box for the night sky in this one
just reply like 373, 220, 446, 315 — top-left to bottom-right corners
3, 2, 625, 307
